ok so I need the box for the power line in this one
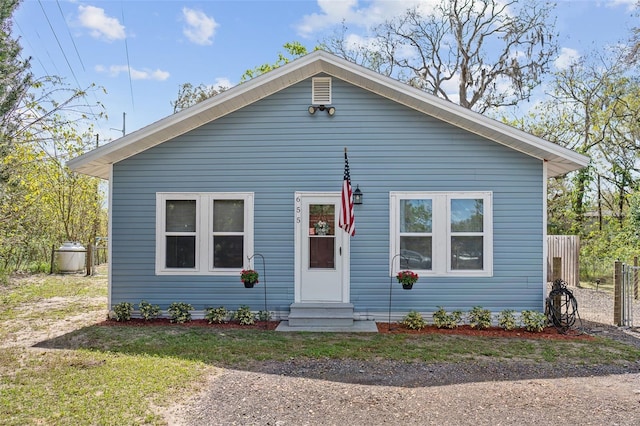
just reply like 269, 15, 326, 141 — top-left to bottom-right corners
55, 0, 85, 72
121, 2, 135, 110
14, 20, 52, 77
37, 0, 82, 90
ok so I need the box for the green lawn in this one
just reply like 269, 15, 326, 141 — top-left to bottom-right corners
1, 271, 640, 425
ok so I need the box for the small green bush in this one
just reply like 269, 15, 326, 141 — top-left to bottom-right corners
205, 306, 229, 324
168, 302, 193, 323
521, 310, 547, 332
498, 309, 517, 331
112, 302, 133, 322
233, 305, 255, 325
433, 307, 462, 329
27, 261, 50, 274
138, 300, 161, 321
468, 306, 492, 329
257, 310, 272, 322
401, 310, 427, 330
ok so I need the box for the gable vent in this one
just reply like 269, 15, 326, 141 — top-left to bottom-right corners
312, 77, 332, 104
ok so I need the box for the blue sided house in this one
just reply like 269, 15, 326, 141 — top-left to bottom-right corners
68, 50, 588, 328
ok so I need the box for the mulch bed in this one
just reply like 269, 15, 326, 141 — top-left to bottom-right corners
98, 318, 592, 340
376, 323, 594, 340
98, 318, 280, 330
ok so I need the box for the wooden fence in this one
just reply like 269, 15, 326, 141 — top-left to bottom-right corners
547, 235, 579, 286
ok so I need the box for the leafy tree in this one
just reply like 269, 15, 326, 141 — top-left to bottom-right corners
240, 41, 308, 82
171, 83, 227, 113
0, 1, 106, 272
171, 42, 309, 112
0, 0, 31, 180
323, 0, 558, 113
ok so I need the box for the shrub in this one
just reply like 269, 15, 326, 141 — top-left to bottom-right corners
468, 306, 492, 329
168, 302, 193, 323
138, 300, 161, 321
401, 310, 427, 330
257, 310, 272, 322
433, 307, 462, 329
112, 302, 133, 322
233, 305, 255, 325
498, 309, 517, 331
205, 306, 229, 324
521, 310, 547, 332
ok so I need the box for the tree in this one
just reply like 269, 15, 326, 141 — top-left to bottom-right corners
323, 0, 558, 113
0, 0, 31, 179
171, 42, 309, 112
240, 41, 308, 82
171, 83, 227, 113
0, 0, 106, 272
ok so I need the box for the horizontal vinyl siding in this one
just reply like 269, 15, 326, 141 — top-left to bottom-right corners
111, 76, 544, 314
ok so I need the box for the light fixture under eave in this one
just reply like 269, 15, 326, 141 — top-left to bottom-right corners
308, 105, 336, 116
353, 185, 363, 205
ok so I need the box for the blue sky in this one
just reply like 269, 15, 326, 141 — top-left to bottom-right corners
13, 0, 639, 144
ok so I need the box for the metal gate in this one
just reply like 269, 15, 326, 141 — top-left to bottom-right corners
620, 264, 637, 327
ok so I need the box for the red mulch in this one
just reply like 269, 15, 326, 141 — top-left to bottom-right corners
376, 323, 594, 341
98, 318, 280, 330
98, 318, 592, 340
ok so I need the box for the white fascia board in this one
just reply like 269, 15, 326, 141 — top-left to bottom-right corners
316, 54, 589, 176
68, 50, 588, 179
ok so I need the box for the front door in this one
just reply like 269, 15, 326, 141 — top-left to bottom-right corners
295, 192, 350, 303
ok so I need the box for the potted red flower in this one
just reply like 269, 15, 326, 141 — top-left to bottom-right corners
396, 270, 419, 290
240, 269, 259, 288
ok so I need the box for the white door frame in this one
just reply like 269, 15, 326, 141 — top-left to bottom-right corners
294, 192, 350, 303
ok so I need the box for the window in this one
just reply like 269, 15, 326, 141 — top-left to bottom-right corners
156, 192, 254, 275
390, 192, 492, 277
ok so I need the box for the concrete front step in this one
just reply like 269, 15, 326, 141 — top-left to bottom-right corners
287, 302, 354, 327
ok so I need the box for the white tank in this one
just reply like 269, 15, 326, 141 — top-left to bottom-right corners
56, 242, 86, 272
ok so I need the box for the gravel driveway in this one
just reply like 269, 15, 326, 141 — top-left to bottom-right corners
166, 287, 640, 425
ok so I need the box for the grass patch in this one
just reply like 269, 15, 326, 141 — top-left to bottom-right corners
0, 274, 107, 312
0, 348, 207, 426
41, 325, 640, 367
2, 270, 640, 425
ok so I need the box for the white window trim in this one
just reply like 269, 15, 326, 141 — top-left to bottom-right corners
156, 192, 254, 276
390, 191, 493, 277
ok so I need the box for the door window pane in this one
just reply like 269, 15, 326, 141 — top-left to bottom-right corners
166, 236, 196, 268
166, 200, 196, 232
309, 237, 335, 269
309, 204, 335, 236
400, 236, 432, 270
400, 199, 432, 232
213, 200, 244, 232
451, 199, 483, 232
451, 236, 483, 270
213, 236, 244, 268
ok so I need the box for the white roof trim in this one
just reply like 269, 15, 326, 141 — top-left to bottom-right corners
68, 50, 588, 179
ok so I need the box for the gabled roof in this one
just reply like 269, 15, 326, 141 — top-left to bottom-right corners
68, 50, 588, 179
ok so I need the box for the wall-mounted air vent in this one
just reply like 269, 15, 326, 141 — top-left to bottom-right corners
312, 77, 332, 104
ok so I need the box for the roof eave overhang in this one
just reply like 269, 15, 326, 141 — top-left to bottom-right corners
67, 50, 588, 179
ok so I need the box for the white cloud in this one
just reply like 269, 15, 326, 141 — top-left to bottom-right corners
555, 47, 581, 70
213, 77, 233, 88
182, 8, 218, 45
78, 5, 125, 41
609, 0, 637, 11
95, 65, 170, 81
295, 0, 436, 37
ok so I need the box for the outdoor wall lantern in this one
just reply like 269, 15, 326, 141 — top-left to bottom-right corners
353, 185, 363, 205
308, 105, 336, 116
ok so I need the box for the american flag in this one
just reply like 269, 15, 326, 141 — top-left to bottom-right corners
339, 150, 355, 236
